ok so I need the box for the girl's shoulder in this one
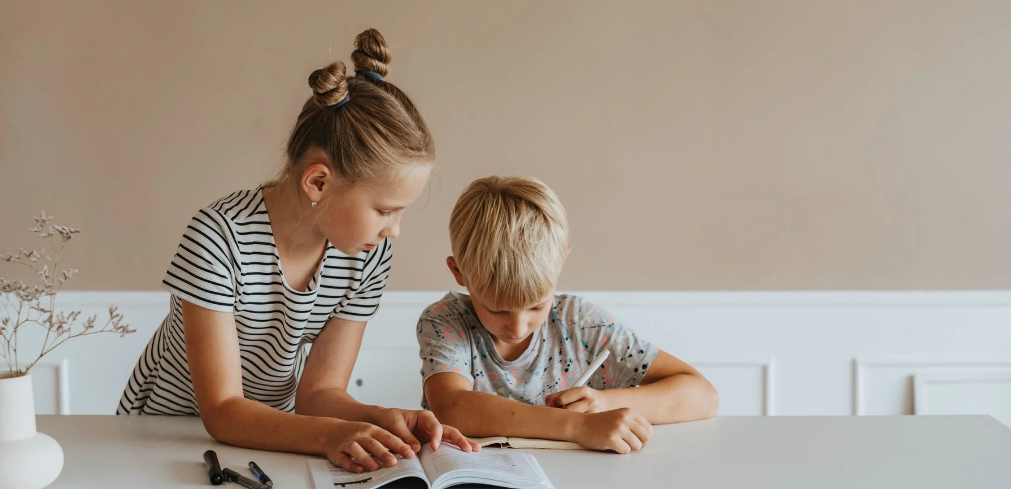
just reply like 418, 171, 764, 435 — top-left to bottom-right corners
204, 187, 266, 223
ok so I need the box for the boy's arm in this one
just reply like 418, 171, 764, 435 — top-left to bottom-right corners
424, 372, 653, 454
546, 350, 720, 424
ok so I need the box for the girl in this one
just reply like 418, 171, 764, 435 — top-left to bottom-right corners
117, 28, 479, 473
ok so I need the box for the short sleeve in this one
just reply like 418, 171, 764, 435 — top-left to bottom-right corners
331, 239, 392, 322
161, 209, 237, 312
416, 305, 474, 386
576, 298, 659, 390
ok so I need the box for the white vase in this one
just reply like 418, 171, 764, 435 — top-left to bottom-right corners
0, 372, 64, 489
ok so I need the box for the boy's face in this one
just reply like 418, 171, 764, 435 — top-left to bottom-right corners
446, 256, 554, 347
467, 290, 555, 346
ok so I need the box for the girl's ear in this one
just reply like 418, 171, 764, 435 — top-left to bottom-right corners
299, 150, 335, 204
446, 256, 467, 287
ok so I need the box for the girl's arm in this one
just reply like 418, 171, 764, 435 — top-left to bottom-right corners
545, 350, 720, 424
424, 372, 653, 454
183, 301, 413, 473
294, 316, 479, 452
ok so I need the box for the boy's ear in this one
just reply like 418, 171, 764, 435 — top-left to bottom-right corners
566, 246, 571, 257
446, 256, 467, 287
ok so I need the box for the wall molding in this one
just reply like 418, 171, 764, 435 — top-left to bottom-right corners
5, 290, 1009, 415
914, 372, 1011, 416
853, 358, 1011, 415
16, 358, 70, 415
692, 359, 777, 415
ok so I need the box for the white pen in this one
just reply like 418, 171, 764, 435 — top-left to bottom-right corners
573, 349, 610, 387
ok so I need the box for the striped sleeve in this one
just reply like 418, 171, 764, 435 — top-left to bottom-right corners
331, 239, 392, 322
161, 209, 237, 312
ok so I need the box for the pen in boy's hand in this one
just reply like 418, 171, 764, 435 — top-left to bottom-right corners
572, 349, 610, 388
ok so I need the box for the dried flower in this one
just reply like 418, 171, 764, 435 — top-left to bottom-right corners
0, 212, 133, 377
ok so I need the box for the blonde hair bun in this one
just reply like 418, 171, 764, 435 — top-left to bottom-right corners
352, 28, 391, 78
308, 61, 349, 107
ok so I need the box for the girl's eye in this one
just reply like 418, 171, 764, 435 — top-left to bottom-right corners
378, 210, 392, 217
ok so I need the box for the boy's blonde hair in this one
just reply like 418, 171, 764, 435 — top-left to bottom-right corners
449, 176, 569, 310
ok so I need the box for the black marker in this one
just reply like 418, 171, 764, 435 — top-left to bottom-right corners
248, 461, 273, 487
203, 450, 224, 485
224, 468, 271, 489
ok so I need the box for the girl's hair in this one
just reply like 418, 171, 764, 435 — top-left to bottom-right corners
282, 28, 435, 187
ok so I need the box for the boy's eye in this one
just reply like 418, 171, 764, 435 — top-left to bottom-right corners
378, 210, 392, 217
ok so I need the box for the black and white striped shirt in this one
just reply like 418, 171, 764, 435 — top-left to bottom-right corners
117, 188, 391, 415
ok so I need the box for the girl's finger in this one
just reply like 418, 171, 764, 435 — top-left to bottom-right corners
387, 418, 421, 454
360, 437, 398, 467
329, 453, 365, 474
372, 427, 415, 460
441, 426, 477, 452
564, 399, 591, 413
346, 442, 381, 472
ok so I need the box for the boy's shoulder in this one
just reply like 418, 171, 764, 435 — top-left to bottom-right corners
418, 291, 473, 325
552, 293, 605, 319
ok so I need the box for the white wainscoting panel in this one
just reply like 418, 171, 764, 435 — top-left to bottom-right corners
15, 359, 71, 415
914, 373, 1011, 427
3, 290, 1010, 417
854, 359, 1011, 416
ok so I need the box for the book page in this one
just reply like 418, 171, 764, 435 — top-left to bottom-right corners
418, 445, 549, 488
470, 436, 509, 447
472, 436, 584, 450
307, 456, 428, 489
505, 437, 584, 450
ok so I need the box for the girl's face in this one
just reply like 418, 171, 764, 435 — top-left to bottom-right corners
317, 170, 430, 256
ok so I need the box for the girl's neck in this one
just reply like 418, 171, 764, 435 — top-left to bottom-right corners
262, 182, 328, 257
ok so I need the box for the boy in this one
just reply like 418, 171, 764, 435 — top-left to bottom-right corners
417, 176, 718, 453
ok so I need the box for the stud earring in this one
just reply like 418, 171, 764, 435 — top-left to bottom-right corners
311, 201, 317, 208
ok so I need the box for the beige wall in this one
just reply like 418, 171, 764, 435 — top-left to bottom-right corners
1, 0, 1009, 291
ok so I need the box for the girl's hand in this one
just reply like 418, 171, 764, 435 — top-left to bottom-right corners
370, 407, 481, 453
574, 408, 653, 454
545, 386, 610, 413
323, 420, 414, 473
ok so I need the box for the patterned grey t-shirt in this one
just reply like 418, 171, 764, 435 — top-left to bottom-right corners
416, 292, 659, 408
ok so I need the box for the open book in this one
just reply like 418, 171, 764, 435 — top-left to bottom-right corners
307, 444, 554, 489
470, 436, 583, 450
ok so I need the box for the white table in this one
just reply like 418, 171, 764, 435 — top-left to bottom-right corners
37, 415, 1011, 489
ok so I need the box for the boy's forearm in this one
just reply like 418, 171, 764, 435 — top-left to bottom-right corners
604, 374, 719, 424
433, 390, 584, 441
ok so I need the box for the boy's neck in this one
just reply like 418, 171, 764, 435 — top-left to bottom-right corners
492, 335, 535, 362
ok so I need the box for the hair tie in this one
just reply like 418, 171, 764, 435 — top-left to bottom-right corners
331, 93, 350, 109
356, 70, 384, 81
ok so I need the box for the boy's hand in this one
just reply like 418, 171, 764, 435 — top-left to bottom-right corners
545, 386, 610, 413
574, 408, 652, 454
369, 407, 481, 453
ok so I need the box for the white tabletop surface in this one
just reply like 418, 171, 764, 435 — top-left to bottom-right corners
37, 414, 1011, 489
